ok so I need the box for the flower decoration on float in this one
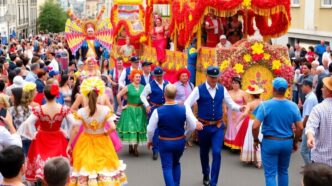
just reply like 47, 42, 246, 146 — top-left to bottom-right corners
139, 35, 147, 43
251, 42, 264, 55
233, 63, 244, 74
242, 0, 251, 9
80, 77, 105, 97
219, 59, 230, 71
243, 54, 252, 62
272, 59, 281, 70
263, 53, 271, 60
23, 82, 36, 93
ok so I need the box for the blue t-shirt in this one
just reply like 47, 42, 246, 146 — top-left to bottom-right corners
255, 99, 302, 138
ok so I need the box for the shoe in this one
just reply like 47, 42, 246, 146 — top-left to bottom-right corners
134, 147, 139, 157
203, 175, 210, 186
152, 153, 158, 160
129, 145, 134, 154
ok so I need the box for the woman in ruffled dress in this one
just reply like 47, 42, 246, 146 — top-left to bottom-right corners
18, 84, 71, 182
238, 85, 264, 168
224, 77, 247, 150
69, 77, 127, 185
116, 70, 147, 156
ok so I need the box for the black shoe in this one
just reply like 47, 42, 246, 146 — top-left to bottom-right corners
203, 175, 210, 186
152, 153, 158, 160
129, 145, 134, 154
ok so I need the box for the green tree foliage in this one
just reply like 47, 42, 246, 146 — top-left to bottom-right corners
38, 0, 67, 33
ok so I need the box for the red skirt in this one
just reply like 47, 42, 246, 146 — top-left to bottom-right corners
25, 130, 68, 181
152, 38, 167, 63
224, 116, 249, 150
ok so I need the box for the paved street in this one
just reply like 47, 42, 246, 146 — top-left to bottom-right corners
118, 145, 304, 186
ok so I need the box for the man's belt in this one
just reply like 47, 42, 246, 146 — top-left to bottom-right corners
159, 135, 185, 141
198, 118, 222, 128
150, 102, 163, 107
127, 103, 143, 107
263, 136, 293, 140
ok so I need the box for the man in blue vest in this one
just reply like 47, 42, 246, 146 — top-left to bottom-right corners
141, 66, 169, 160
118, 56, 140, 89
147, 84, 204, 186
185, 66, 245, 186
141, 61, 153, 86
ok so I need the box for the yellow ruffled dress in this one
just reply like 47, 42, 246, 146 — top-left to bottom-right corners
70, 105, 127, 186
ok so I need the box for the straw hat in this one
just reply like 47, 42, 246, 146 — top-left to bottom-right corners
323, 76, 332, 91
245, 85, 264, 95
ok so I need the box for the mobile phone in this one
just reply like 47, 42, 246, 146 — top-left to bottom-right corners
0, 108, 7, 120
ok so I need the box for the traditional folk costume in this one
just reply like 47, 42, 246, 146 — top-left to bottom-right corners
118, 56, 141, 88
185, 66, 242, 186
187, 40, 198, 85
117, 83, 147, 145
147, 102, 197, 186
140, 61, 153, 86
70, 78, 127, 186
205, 16, 223, 47
140, 67, 169, 159
152, 25, 167, 63
240, 85, 263, 166
17, 84, 71, 181
65, 6, 112, 61
224, 96, 246, 150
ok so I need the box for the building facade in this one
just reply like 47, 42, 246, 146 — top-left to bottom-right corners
0, 0, 17, 42
29, 0, 37, 36
273, 0, 332, 46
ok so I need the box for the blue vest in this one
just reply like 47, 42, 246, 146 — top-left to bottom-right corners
197, 83, 224, 121
140, 74, 153, 86
125, 68, 131, 85
149, 80, 169, 105
157, 105, 186, 138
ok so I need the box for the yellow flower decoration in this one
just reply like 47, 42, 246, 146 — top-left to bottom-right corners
243, 54, 252, 63
123, 57, 128, 62
233, 63, 244, 74
242, 0, 251, 8
284, 59, 291, 66
80, 77, 105, 97
219, 59, 230, 71
272, 60, 282, 70
203, 61, 209, 69
23, 82, 36, 93
251, 42, 264, 55
189, 47, 197, 55
89, 120, 99, 130
139, 35, 147, 43
189, 14, 193, 21
263, 53, 271, 60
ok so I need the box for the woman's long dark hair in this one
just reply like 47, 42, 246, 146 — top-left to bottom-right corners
88, 90, 98, 116
60, 74, 69, 87
11, 87, 25, 117
71, 79, 81, 105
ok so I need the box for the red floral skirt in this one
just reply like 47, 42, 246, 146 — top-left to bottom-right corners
25, 130, 68, 181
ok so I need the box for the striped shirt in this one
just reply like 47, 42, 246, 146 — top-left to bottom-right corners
305, 98, 332, 166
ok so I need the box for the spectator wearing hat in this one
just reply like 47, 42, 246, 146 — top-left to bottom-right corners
5, 76, 25, 96
49, 70, 60, 80
174, 68, 194, 104
187, 38, 198, 85
306, 76, 332, 166
184, 66, 245, 186
140, 66, 169, 160
25, 63, 40, 83
74, 60, 84, 82
216, 35, 232, 49
119, 56, 140, 89
141, 61, 153, 86
300, 80, 318, 165
253, 77, 303, 186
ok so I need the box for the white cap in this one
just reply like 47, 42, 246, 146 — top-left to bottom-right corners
87, 27, 94, 32
13, 76, 25, 87
220, 35, 226, 40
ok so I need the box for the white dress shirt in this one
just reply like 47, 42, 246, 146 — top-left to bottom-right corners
118, 66, 140, 88
49, 58, 59, 72
140, 80, 166, 107
184, 82, 241, 121
147, 103, 197, 142
142, 73, 151, 84
0, 126, 22, 151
